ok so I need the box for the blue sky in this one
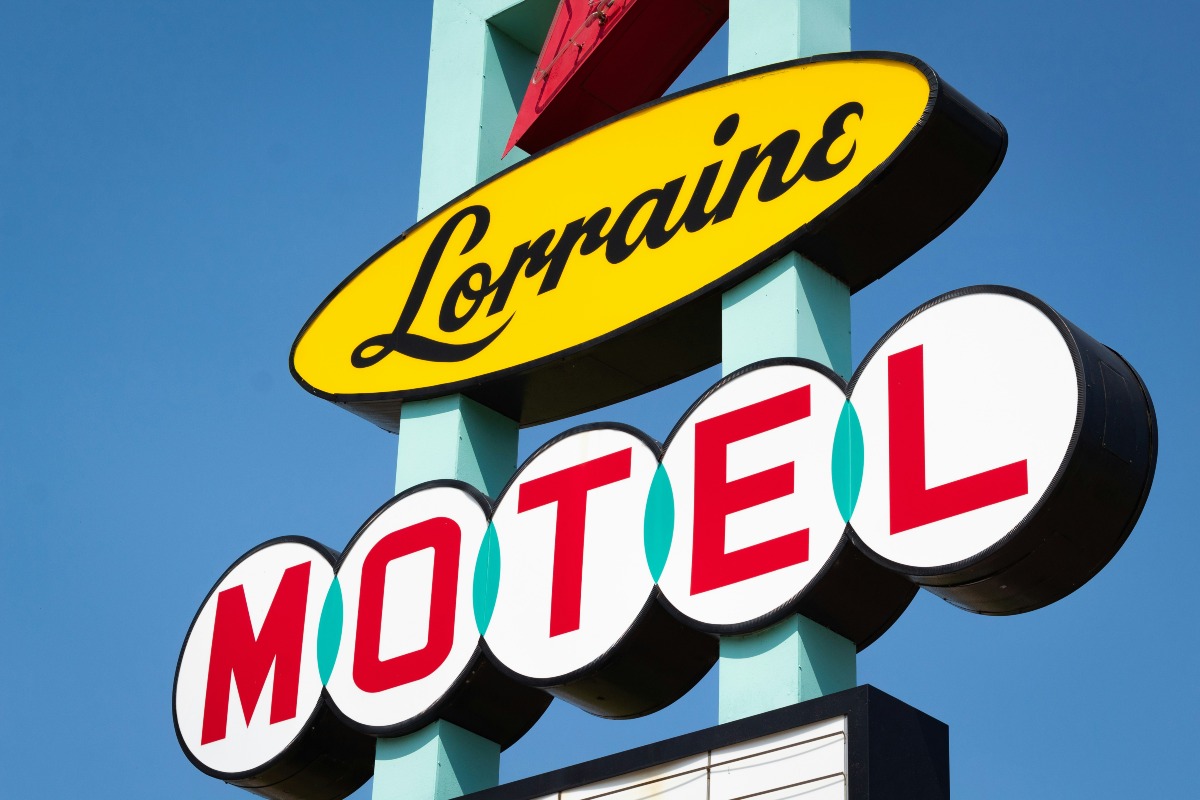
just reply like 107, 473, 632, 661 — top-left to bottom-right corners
3, 2, 1198, 798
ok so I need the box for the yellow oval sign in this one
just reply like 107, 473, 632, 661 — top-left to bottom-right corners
292, 53, 1006, 429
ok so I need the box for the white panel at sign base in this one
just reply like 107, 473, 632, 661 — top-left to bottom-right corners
175, 541, 333, 775
561, 754, 709, 800
325, 485, 488, 729
560, 720, 849, 800
850, 293, 1078, 568
487, 427, 659, 680
658, 363, 848, 627
723, 775, 844, 800
710, 717, 847, 800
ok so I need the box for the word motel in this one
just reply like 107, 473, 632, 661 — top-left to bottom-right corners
176, 287, 1154, 785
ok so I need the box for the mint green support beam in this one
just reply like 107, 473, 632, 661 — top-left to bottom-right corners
718, 0, 857, 723
718, 616, 856, 724
721, 253, 852, 378
396, 394, 517, 497
378, 3, 555, 799
379, 393, 516, 800
375, 721, 500, 800
728, 0, 851, 74
418, 0, 555, 215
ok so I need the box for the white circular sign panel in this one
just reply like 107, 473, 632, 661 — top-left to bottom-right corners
849, 291, 1079, 569
325, 484, 488, 731
486, 427, 659, 681
174, 539, 333, 776
657, 362, 849, 629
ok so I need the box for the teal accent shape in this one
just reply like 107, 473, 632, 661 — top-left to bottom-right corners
317, 576, 343, 686
832, 399, 864, 523
643, 463, 675, 582
473, 522, 501, 636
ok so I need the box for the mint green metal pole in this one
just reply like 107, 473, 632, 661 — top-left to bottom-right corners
380, 3, 857, 795
717, 0, 857, 724
375, 2, 551, 799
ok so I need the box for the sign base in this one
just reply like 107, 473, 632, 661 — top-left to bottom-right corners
465, 685, 948, 800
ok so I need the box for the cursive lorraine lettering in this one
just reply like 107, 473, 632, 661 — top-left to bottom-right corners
351, 206, 514, 366
352, 102, 864, 367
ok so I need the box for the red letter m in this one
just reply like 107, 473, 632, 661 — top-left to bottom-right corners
201, 561, 311, 745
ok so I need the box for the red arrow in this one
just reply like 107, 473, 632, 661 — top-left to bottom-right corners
505, 0, 729, 157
